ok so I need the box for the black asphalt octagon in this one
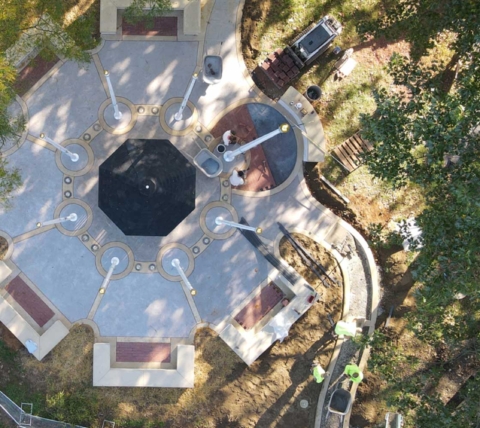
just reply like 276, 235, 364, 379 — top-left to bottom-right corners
98, 139, 196, 236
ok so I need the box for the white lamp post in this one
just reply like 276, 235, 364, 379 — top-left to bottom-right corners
171, 258, 196, 295
215, 217, 262, 234
40, 133, 79, 162
174, 73, 198, 121
223, 123, 290, 163
104, 70, 122, 120
100, 257, 120, 294
36, 213, 77, 228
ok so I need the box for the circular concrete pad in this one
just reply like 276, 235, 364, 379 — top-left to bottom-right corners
59, 203, 88, 232
101, 247, 130, 274
104, 103, 132, 129
161, 248, 190, 277
60, 144, 89, 172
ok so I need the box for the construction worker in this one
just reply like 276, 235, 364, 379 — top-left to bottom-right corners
344, 364, 363, 383
311, 362, 329, 383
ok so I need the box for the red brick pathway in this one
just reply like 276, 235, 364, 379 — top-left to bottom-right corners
122, 17, 178, 36
116, 342, 171, 363
210, 105, 276, 191
5, 276, 54, 328
234, 283, 285, 330
14, 50, 59, 97
237, 145, 277, 192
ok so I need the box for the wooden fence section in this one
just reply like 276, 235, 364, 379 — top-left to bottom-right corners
332, 132, 373, 172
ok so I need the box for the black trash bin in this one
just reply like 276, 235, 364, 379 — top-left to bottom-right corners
304, 85, 322, 104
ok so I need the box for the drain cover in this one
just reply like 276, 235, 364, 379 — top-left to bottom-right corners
300, 399, 309, 409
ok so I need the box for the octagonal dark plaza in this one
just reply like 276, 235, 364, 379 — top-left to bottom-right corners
0, 0, 378, 393
99, 139, 196, 236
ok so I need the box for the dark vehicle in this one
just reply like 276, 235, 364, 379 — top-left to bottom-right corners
285, 16, 342, 68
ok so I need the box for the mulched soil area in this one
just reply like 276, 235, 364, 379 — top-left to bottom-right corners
122, 17, 177, 36
14, 51, 60, 97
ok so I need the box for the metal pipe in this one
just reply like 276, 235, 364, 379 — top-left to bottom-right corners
224, 123, 290, 162
37, 213, 77, 228
40, 134, 79, 162
104, 70, 122, 120
171, 258, 196, 295
215, 217, 262, 234
174, 73, 198, 121
100, 257, 119, 293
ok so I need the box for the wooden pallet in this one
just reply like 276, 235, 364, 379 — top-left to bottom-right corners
332, 132, 373, 172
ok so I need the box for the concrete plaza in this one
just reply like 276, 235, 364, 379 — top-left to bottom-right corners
0, 0, 377, 398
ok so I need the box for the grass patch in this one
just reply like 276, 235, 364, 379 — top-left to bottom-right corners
0, 339, 17, 364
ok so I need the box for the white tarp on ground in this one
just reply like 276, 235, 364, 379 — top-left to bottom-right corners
396, 218, 423, 251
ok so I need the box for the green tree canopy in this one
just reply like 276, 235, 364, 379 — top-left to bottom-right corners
123, 0, 171, 26
359, 0, 480, 343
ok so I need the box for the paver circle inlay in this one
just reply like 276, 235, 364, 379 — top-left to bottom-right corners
205, 206, 234, 234
98, 97, 137, 135
101, 247, 130, 274
161, 248, 190, 278
164, 104, 194, 130
58, 203, 88, 232
60, 144, 89, 171
159, 98, 198, 136
200, 202, 238, 240
157, 243, 194, 281
55, 139, 94, 177
104, 103, 132, 129
54, 199, 92, 236
95, 242, 134, 280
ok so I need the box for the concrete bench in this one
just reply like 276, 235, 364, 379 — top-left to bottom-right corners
100, 0, 201, 36
0, 296, 69, 360
93, 342, 194, 387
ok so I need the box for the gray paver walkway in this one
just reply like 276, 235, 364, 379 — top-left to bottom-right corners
0, 143, 63, 236
94, 272, 196, 337
26, 61, 107, 141
12, 229, 102, 322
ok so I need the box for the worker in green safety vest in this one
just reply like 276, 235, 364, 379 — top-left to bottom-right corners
344, 364, 363, 383
335, 320, 358, 337
311, 362, 329, 383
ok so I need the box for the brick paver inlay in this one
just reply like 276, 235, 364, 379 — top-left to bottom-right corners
116, 342, 172, 363
234, 283, 285, 330
122, 17, 178, 36
6, 276, 55, 328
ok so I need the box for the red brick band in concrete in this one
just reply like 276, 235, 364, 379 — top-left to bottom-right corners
5, 276, 55, 328
116, 342, 172, 363
235, 283, 285, 330
122, 17, 178, 36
